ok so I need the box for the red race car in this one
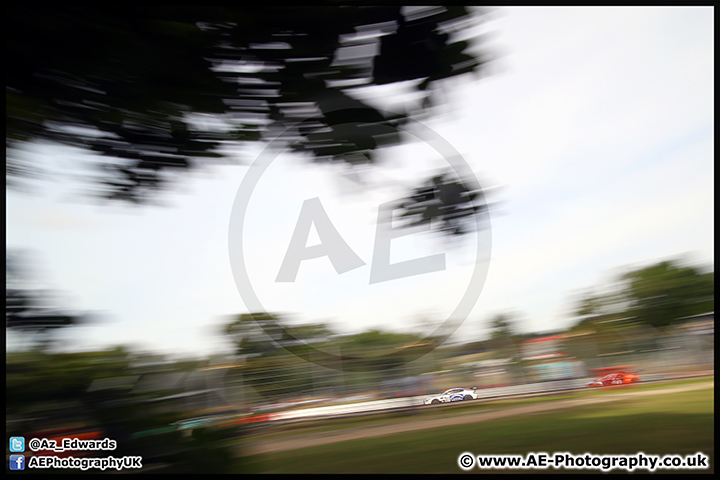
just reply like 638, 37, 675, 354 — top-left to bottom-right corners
588, 372, 641, 387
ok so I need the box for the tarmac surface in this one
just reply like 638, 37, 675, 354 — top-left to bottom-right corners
242, 380, 713, 456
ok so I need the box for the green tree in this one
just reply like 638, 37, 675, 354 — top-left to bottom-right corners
567, 290, 636, 360
223, 312, 334, 357
566, 259, 714, 359
621, 260, 714, 328
569, 288, 629, 337
221, 314, 434, 398
485, 313, 528, 383
490, 314, 516, 341
487, 313, 522, 359
222, 313, 338, 399
7, 348, 243, 472
6, 347, 132, 418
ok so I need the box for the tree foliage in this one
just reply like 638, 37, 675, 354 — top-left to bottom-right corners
490, 314, 516, 341
621, 260, 714, 328
572, 259, 714, 330
6, 251, 88, 348
223, 312, 333, 358
7, 6, 491, 222
6, 348, 241, 472
222, 312, 433, 399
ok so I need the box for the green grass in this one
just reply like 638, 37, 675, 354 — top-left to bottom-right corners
235, 379, 714, 474
246, 376, 714, 441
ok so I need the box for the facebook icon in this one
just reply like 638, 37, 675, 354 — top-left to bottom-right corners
9, 455, 25, 471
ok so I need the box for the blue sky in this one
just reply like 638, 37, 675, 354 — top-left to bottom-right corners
6, 7, 714, 358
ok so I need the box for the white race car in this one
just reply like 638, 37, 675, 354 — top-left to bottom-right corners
423, 387, 479, 405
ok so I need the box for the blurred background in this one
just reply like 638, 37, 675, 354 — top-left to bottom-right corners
6, 6, 713, 473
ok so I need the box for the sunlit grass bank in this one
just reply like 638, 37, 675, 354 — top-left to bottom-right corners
237, 378, 713, 473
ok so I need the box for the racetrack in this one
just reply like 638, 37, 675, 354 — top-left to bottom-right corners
243, 380, 714, 456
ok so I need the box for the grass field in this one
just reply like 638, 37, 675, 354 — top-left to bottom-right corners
242, 376, 713, 441
235, 377, 714, 474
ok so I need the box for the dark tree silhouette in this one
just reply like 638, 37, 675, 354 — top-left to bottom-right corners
7, 6, 492, 220
6, 251, 87, 348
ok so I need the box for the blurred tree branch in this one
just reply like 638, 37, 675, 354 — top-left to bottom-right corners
7, 6, 493, 228
6, 250, 88, 349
